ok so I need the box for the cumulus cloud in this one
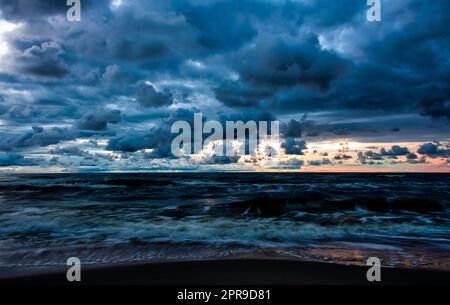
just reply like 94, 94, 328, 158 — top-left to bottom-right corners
334, 154, 352, 160
308, 158, 332, 167
281, 138, 307, 155
407, 155, 427, 164
380, 145, 410, 157
406, 153, 418, 160
16, 42, 69, 78
357, 151, 384, 165
417, 142, 450, 158
278, 157, 304, 167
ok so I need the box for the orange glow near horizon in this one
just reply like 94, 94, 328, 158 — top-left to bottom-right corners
0, 140, 449, 173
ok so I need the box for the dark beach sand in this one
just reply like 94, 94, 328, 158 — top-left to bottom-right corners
1, 259, 449, 285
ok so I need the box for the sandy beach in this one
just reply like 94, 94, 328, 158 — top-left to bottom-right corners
1, 258, 449, 285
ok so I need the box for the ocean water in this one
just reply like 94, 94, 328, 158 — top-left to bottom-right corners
0, 173, 449, 274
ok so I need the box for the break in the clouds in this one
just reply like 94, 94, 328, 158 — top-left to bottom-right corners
0, 0, 449, 172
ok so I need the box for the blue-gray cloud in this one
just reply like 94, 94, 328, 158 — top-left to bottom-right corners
417, 143, 450, 158
0, 152, 36, 166
0, 0, 449, 169
77, 109, 122, 131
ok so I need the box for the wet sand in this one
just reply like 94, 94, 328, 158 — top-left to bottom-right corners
1, 259, 449, 285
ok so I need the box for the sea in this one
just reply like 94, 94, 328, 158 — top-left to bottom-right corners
0, 173, 449, 275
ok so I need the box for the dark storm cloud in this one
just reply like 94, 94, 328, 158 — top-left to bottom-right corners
280, 115, 322, 138
281, 138, 306, 155
417, 143, 450, 158
175, 0, 273, 53
235, 34, 350, 90
406, 157, 427, 164
106, 129, 160, 153
0, 0, 108, 21
0, 95, 6, 115
215, 33, 351, 109
420, 97, 450, 120
110, 37, 170, 62
406, 153, 418, 160
0, 96, 79, 126
380, 145, 410, 157
0, 152, 36, 166
282, 119, 304, 138
0, 0, 449, 169
218, 108, 277, 125
357, 151, 384, 165
214, 81, 273, 109
135, 82, 173, 108
17, 42, 69, 78
308, 158, 332, 167
199, 155, 239, 165
77, 109, 122, 131
106, 108, 200, 155
301, 0, 364, 27
356, 1, 450, 119
211, 0, 450, 125
50, 146, 87, 157
0, 126, 77, 151
334, 154, 352, 160
89, 3, 198, 75
106, 107, 279, 160
0, 0, 65, 20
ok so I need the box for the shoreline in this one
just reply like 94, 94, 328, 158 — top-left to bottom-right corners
1, 258, 449, 285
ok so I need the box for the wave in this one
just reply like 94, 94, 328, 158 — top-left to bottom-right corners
0, 173, 449, 270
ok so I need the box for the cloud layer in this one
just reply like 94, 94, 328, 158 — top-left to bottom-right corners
0, 0, 449, 171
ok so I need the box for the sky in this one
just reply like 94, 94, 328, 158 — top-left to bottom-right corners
0, 0, 449, 172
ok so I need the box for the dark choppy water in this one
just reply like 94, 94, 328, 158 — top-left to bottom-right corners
0, 173, 449, 273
